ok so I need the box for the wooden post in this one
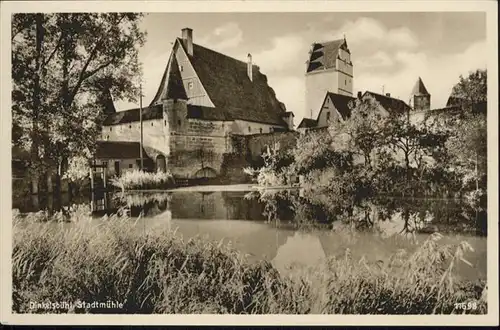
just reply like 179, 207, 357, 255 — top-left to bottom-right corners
140, 83, 144, 171
89, 167, 94, 192
103, 166, 107, 189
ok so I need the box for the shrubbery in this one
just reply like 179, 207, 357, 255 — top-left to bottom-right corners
110, 170, 175, 191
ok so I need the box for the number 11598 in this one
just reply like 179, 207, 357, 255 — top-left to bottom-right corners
455, 302, 478, 310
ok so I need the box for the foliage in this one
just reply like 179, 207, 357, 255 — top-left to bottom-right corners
12, 212, 486, 314
12, 13, 146, 183
244, 142, 294, 186
328, 95, 386, 166
449, 69, 487, 107
63, 156, 91, 182
110, 170, 175, 191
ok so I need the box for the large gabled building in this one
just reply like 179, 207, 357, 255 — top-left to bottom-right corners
98, 28, 295, 179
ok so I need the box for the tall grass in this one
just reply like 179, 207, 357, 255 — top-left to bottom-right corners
110, 170, 175, 191
12, 210, 487, 314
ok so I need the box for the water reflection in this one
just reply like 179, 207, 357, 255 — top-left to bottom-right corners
13, 186, 487, 280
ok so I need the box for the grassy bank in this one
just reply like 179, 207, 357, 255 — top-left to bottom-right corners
12, 210, 487, 314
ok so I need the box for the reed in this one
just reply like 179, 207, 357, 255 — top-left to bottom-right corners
110, 170, 175, 191
12, 210, 487, 314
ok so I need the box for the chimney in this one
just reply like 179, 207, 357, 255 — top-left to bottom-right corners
386, 93, 391, 97
357, 91, 362, 99
181, 28, 193, 56
247, 53, 253, 82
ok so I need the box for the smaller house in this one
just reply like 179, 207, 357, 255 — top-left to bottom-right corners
94, 141, 153, 177
297, 91, 355, 133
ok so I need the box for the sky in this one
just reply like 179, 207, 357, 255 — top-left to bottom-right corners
115, 12, 487, 124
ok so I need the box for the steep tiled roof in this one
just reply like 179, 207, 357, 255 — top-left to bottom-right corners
186, 105, 230, 121
103, 104, 163, 125
297, 118, 318, 129
306, 39, 349, 73
326, 92, 356, 120
149, 39, 289, 127
363, 91, 412, 114
95, 141, 149, 160
411, 77, 430, 96
187, 42, 287, 126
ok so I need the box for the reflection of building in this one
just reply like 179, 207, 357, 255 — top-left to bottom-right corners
97, 28, 294, 180
272, 232, 327, 274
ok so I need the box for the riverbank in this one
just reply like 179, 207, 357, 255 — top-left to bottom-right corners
12, 210, 486, 314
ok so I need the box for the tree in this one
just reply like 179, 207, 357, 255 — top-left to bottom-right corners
446, 69, 487, 194
328, 95, 386, 167
12, 13, 146, 192
449, 69, 487, 111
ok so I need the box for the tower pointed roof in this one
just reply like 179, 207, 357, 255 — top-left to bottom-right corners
411, 77, 430, 96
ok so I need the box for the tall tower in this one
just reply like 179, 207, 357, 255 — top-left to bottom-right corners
411, 77, 431, 111
305, 36, 354, 120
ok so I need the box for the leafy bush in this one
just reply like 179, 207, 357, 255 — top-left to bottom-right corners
110, 170, 175, 191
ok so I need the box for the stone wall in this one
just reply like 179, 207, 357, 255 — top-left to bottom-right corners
245, 131, 298, 162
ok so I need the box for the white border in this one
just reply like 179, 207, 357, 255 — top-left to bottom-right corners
1, 1, 498, 326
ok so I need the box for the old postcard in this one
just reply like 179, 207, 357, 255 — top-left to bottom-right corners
1, 0, 498, 326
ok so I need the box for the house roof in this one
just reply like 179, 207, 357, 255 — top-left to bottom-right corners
188, 42, 288, 126
103, 104, 163, 126
306, 38, 349, 73
411, 77, 430, 96
325, 92, 356, 120
297, 118, 318, 129
148, 39, 289, 127
363, 91, 412, 114
446, 96, 465, 107
95, 141, 149, 160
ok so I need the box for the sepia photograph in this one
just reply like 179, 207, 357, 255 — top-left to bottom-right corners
1, 0, 498, 326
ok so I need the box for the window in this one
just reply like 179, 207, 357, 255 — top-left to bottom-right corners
106, 135, 109, 140
180, 65, 184, 72
188, 81, 194, 89
103, 161, 108, 167
151, 122, 154, 126
129, 164, 133, 168
177, 119, 181, 126
345, 79, 347, 85
164, 119, 167, 126
110, 127, 112, 131
259, 128, 263, 134
326, 112, 331, 121
248, 126, 251, 133
129, 125, 132, 129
